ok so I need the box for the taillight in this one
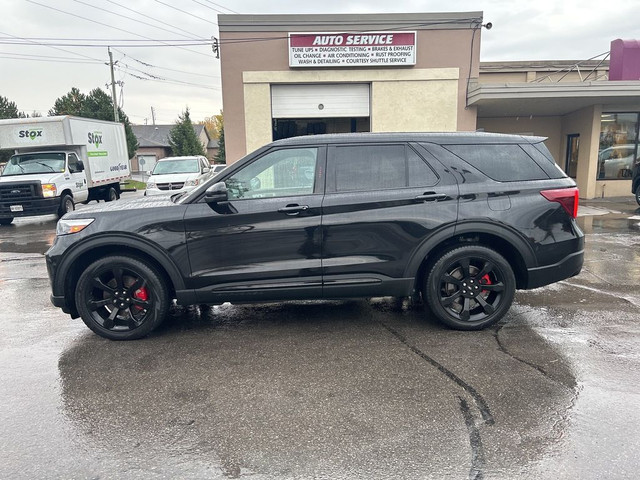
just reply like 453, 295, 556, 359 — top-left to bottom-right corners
540, 187, 579, 218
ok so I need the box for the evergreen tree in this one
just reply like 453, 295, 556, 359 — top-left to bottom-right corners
0, 95, 26, 162
48, 87, 85, 116
168, 108, 206, 156
214, 125, 226, 164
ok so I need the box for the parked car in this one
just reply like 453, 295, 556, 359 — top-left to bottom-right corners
144, 155, 212, 196
46, 133, 584, 340
598, 144, 636, 179
211, 164, 227, 174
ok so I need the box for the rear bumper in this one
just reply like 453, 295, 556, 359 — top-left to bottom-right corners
525, 249, 584, 289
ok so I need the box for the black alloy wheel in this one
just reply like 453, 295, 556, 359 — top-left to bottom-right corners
425, 245, 516, 330
635, 184, 640, 206
75, 255, 170, 340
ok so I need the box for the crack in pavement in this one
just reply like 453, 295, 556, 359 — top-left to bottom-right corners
459, 397, 485, 480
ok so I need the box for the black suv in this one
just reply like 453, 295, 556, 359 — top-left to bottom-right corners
46, 133, 584, 340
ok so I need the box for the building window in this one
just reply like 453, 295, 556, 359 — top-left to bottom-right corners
597, 113, 639, 180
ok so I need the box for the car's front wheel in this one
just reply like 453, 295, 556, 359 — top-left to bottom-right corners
424, 245, 516, 330
635, 184, 640, 206
74, 255, 170, 340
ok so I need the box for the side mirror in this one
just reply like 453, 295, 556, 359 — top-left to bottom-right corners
204, 182, 228, 204
69, 160, 84, 173
202, 167, 210, 174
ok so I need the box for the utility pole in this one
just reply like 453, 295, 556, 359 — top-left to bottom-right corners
151, 106, 156, 126
108, 47, 119, 122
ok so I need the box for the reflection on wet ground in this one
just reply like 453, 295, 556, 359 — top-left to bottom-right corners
55, 300, 577, 479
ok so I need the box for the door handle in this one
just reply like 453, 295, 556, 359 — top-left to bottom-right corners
415, 192, 447, 202
278, 204, 309, 215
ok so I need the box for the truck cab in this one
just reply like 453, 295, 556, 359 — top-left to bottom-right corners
0, 116, 130, 225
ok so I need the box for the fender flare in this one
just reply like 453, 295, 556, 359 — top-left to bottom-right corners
403, 220, 537, 279
54, 233, 187, 295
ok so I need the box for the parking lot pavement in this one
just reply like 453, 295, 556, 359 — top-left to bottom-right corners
0, 193, 639, 479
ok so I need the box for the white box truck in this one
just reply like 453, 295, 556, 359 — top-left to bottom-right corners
0, 115, 130, 225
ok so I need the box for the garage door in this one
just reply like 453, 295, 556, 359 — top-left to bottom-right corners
271, 84, 370, 118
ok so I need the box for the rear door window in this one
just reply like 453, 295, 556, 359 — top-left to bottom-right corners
329, 144, 439, 192
443, 144, 549, 182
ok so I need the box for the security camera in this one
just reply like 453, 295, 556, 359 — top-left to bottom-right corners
483, 22, 493, 30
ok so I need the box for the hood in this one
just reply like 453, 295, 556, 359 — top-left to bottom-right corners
65, 193, 177, 218
148, 172, 200, 183
0, 172, 63, 184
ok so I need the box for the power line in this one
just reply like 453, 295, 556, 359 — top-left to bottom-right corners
201, 0, 238, 14
190, 0, 226, 14
71, 0, 200, 41
0, 54, 100, 64
117, 67, 220, 91
105, 0, 203, 40
24, 0, 215, 58
0, 30, 103, 62
153, 0, 219, 26
113, 48, 220, 79
0, 51, 102, 63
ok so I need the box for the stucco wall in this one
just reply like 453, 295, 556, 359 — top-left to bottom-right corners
220, 24, 480, 163
477, 116, 563, 163
243, 69, 460, 155
561, 105, 603, 199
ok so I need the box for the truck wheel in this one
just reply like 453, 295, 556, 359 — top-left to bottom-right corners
74, 255, 170, 340
105, 187, 119, 202
57, 195, 74, 219
424, 245, 516, 330
0, 217, 13, 226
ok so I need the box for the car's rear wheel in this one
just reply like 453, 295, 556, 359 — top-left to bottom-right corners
635, 184, 640, 206
105, 187, 119, 202
75, 255, 170, 340
424, 245, 515, 330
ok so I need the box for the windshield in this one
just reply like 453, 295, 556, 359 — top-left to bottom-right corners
2, 153, 66, 176
151, 159, 200, 175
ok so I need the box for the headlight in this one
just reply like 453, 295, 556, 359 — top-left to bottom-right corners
42, 183, 57, 198
56, 218, 95, 236
185, 179, 199, 186
146, 182, 156, 189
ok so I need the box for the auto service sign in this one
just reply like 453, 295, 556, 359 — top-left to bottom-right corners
289, 31, 416, 67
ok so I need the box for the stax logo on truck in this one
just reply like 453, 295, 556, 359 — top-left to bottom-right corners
18, 129, 44, 141
88, 131, 103, 149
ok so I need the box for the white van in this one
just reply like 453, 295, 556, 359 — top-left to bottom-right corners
144, 156, 212, 196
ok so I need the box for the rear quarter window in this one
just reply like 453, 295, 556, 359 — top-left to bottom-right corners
443, 144, 549, 182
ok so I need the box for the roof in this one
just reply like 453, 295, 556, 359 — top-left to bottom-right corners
270, 132, 546, 146
132, 124, 208, 148
207, 138, 219, 149
468, 80, 640, 116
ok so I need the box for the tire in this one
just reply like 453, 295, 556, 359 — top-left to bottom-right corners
57, 194, 74, 219
424, 245, 516, 330
635, 184, 640, 206
105, 187, 118, 202
74, 255, 170, 340
0, 217, 13, 225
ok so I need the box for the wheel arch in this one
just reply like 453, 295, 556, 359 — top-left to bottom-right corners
405, 222, 536, 293
56, 235, 185, 317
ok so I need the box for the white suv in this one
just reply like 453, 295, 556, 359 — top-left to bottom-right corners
145, 156, 212, 196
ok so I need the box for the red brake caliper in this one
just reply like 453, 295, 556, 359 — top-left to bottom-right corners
132, 287, 148, 312
480, 274, 492, 295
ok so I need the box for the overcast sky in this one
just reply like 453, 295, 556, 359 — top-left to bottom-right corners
0, 0, 637, 125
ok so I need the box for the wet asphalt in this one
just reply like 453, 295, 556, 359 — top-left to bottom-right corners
0, 193, 639, 479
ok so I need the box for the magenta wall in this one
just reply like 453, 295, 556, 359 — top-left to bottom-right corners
609, 39, 640, 81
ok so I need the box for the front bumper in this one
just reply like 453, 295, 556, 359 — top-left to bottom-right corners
0, 196, 59, 218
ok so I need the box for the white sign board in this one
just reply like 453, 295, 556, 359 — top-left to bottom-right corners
289, 31, 417, 68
